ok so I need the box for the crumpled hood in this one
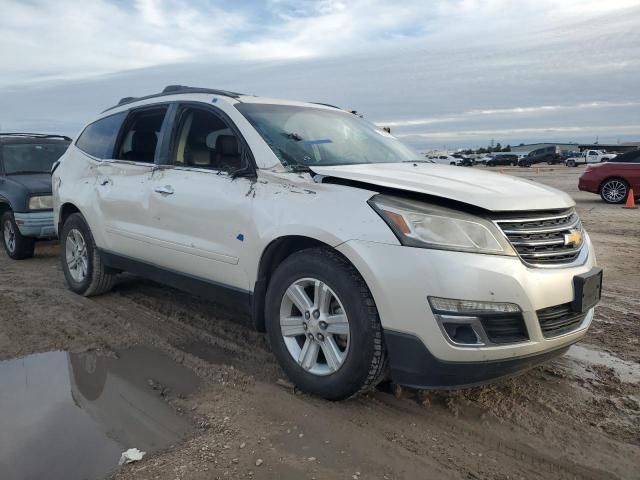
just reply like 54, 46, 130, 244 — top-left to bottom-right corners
5, 173, 52, 194
310, 163, 574, 212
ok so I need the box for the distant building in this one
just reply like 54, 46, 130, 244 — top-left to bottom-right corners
510, 143, 579, 155
577, 142, 639, 153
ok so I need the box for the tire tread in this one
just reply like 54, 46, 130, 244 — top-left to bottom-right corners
61, 213, 116, 296
283, 247, 388, 398
1, 211, 35, 260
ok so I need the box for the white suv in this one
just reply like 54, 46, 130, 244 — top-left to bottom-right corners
53, 86, 602, 400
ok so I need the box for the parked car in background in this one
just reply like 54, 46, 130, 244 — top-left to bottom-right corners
426, 154, 459, 165
53, 85, 601, 400
566, 150, 617, 167
451, 153, 475, 166
476, 155, 493, 165
560, 151, 580, 163
519, 146, 561, 167
486, 154, 519, 167
578, 150, 640, 203
1, 133, 71, 259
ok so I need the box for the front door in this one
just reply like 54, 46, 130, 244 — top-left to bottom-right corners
145, 104, 257, 291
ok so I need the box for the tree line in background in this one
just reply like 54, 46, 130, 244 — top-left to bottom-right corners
460, 143, 512, 155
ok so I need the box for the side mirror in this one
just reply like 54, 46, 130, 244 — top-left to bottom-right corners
230, 151, 256, 179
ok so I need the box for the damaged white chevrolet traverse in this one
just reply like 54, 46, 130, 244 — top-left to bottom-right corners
53, 86, 602, 400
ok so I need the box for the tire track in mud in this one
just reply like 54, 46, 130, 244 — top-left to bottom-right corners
89, 289, 279, 382
348, 393, 624, 480
87, 281, 635, 480
0, 292, 26, 357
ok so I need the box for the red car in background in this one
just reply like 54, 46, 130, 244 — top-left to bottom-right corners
579, 150, 640, 203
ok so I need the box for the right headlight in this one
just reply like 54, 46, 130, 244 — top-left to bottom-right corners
368, 194, 516, 256
29, 195, 53, 210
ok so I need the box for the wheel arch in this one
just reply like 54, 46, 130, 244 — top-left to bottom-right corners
57, 202, 82, 236
252, 235, 356, 332
0, 199, 12, 216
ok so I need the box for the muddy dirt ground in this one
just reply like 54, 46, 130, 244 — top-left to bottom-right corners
0, 166, 638, 480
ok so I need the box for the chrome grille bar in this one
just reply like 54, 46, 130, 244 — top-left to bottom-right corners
494, 209, 585, 267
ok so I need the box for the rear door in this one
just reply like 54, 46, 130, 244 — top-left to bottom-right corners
144, 103, 257, 290
93, 105, 170, 262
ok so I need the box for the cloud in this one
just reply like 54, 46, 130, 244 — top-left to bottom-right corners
398, 124, 640, 141
379, 101, 640, 128
0, 0, 639, 148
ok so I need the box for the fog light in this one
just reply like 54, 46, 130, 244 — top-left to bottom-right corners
429, 297, 527, 347
443, 323, 479, 344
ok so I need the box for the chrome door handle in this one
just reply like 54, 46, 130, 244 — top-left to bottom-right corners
154, 185, 174, 195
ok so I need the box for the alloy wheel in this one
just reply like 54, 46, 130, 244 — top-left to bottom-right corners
65, 228, 89, 282
3, 220, 16, 253
602, 180, 627, 203
279, 278, 350, 376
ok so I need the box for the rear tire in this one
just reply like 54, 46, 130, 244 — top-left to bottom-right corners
2, 211, 35, 260
60, 213, 116, 296
265, 248, 387, 400
600, 178, 629, 204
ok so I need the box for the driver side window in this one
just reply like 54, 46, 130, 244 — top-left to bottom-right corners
171, 107, 244, 173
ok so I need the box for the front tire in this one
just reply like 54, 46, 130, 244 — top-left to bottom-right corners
2, 211, 35, 260
60, 213, 116, 296
600, 178, 629, 204
265, 248, 387, 400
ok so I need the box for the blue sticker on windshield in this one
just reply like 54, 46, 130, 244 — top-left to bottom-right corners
303, 139, 332, 145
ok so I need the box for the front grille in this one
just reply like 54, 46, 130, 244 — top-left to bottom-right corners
494, 209, 584, 266
537, 303, 586, 338
480, 315, 529, 344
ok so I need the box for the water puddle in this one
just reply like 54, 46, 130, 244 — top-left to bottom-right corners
564, 344, 640, 384
0, 346, 200, 480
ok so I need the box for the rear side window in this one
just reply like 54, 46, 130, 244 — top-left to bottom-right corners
115, 106, 167, 163
76, 112, 126, 159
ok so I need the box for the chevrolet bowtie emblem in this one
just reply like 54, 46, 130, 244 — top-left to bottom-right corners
563, 229, 583, 247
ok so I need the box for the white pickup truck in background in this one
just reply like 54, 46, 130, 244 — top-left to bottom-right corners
566, 149, 617, 167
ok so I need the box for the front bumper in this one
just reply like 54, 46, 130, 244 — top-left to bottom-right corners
578, 176, 599, 194
384, 329, 572, 389
14, 211, 56, 238
338, 236, 597, 386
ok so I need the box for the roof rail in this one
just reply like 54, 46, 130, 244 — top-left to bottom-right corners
103, 85, 247, 112
118, 96, 137, 106
0, 133, 72, 141
311, 102, 343, 110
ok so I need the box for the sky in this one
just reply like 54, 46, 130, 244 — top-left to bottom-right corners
0, 0, 639, 150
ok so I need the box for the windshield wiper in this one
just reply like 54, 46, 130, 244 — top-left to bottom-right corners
286, 164, 312, 173
6, 170, 48, 175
